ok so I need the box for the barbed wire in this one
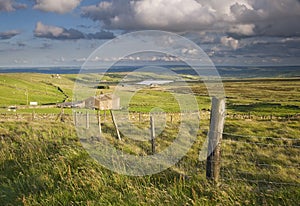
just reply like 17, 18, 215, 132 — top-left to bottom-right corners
221, 177, 300, 187
199, 130, 300, 148
219, 160, 300, 169
222, 139, 300, 149
222, 132, 300, 142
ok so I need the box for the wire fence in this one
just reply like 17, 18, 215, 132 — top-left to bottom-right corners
1, 110, 300, 122
0, 111, 299, 187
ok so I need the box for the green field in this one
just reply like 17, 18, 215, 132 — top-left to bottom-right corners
0, 73, 75, 106
0, 73, 299, 205
1, 73, 299, 116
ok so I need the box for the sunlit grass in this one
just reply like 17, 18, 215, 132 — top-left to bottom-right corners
0, 115, 299, 205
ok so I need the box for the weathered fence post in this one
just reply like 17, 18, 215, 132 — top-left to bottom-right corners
110, 110, 121, 140
150, 115, 155, 154
97, 110, 102, 134
206, 97, 226, 183
86, 110, 89, 129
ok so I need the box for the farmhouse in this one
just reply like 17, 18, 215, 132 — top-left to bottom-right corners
57, 94, 120, 110
84, 94, 120, 110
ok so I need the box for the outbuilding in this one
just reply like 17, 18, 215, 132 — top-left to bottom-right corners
84, 94, 120, 110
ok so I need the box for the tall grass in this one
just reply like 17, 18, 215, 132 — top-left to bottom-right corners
0, 118, 299, 205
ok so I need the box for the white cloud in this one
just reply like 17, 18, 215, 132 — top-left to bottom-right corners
0, 0, 26, 12
34, 22, 115, 40
229, 24, 255, 37
133, 0, 217, 30
221, 36, 239, 50
34, 21, 85, 40
34, 0, 81, 14
81, 0, 248, 31
81, 0, 300, 38
35, 22, 65, 38
181, 48, 198, 55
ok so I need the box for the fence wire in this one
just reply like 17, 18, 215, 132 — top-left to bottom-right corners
219, 131, 300, 187
1, 112, 299, 187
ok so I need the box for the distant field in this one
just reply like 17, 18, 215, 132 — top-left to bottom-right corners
0, 73, 75, 106
0, 73, 299, 117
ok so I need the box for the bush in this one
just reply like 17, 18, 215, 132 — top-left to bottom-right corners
96, 85, 110, 89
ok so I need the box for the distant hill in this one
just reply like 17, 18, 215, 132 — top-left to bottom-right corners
0, 65, 299, 78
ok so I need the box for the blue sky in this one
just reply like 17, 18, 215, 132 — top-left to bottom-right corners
0, 0, 300, 67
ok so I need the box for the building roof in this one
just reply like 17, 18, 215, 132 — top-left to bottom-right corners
86, 94, 115, 102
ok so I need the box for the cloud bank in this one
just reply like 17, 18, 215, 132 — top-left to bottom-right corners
34, 22, 115, 40
33, 0, 82, 14
0, 30, 20, 39
81, 0, 300, 37
34, 22, 84, 40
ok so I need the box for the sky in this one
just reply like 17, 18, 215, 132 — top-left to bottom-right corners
0, 0, 300, 67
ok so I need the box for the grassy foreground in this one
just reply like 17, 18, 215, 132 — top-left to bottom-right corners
0, 118, 299, 205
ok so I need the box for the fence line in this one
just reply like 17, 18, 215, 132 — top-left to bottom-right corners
221, 178, 300, 187
0, 111, 299, 186
1, 110, 299, 122
223, 139, 300, 149
222, 132, 300, 142
219, 160, 300, 169
198, 129, 300, 142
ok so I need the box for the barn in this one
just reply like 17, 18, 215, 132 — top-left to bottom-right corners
84, 94, 120, 110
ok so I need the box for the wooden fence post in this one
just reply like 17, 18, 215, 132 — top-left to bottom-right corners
150, 115, 155, 154
86, 110, 89, 129
206, 97, 226, 183
110, 110, 121, 140
97, 110, 102, 134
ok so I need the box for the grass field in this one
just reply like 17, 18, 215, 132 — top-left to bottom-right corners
0, 118, 299, 205
0, 73, 75, 107
1, 73, 299, 116
0, 73, 299, 205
